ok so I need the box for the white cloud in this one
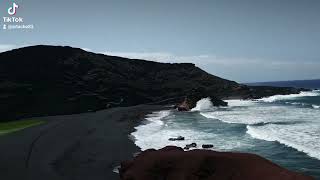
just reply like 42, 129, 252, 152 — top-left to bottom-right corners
102, 51, 263, 66
102, 51, 320, 82
103, 51, 178, 63
81, 47, 93, 52
103, 51, 320, 68
1, 45, 319, 81
103, 51, 286, 68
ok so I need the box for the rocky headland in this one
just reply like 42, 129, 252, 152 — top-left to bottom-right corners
0, 45, 306, 121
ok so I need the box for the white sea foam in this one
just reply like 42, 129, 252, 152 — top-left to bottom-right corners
131, 109, 243, 151
247, 124, 320, 160
133, 124, 247, 151
283, 101, 320, 109
132, 90, 320, 161
191, 97, 214, 111
199, 112, 218, 120
131, 110, 171, 149
132, 110, 220, 150
144, 110, 171, 125
312, 105, 320, 109
191, 98, 256, 112
197, 99, 258, 122
196, 91, 320, 160
225, 99, 256, 107
200, 105, 294, 125
133, 128, 215, 151
112, 166, 120, 174
258, 91, 319, 103
286, 102, 304, 105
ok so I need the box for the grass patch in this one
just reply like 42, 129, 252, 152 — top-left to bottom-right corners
0, 119, 45, 136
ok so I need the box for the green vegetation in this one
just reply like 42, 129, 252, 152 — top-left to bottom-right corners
0, 119, 45, 136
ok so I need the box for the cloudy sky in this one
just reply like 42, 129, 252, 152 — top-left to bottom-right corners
1, 0, 320, 82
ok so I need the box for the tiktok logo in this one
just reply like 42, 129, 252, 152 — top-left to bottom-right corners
8, 2, 19, 16
3, 1, 35, 31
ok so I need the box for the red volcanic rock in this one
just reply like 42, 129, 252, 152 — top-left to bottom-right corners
177, 98, 191, 111
120, 146, 314, 180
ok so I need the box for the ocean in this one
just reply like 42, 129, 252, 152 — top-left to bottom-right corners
131, 90, 320, 179
246, 79, 320, 89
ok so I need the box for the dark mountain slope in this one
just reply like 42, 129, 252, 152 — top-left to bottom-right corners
0, 45, 302, 121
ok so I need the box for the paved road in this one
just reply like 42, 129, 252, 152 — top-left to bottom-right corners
0, 105, 164, 180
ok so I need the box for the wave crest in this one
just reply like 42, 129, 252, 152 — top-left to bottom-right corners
258, 91, 319, 103
312, 105, 320, 109
247, 125, 320, 160
191, 98, 214, 112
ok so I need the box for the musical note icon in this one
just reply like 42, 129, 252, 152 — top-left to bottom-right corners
8, 2, 19, 16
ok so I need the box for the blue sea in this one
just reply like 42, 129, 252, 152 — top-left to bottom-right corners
132, 90, 320, 179
246, 79, 320, 89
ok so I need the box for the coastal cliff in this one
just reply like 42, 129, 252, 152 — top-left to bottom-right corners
0, 45, 303, 121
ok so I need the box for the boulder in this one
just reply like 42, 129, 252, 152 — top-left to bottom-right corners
176, 98, 191, 111
202, 144, 214, 149
168, 136, 185, 141
184, 143, 197, 150
120, 146, 313, 180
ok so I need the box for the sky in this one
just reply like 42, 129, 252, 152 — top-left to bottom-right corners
1, 0, 320, 82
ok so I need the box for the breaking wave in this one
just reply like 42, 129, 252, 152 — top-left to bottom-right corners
131, 110, 171, 150
247, 124, 320, 160
132, 90, 320, 164
258, 91, 319, 103
312, 105, 320, 109
197, 92, 320, 160
130, 90, 320, 178
191, 97, 214, 112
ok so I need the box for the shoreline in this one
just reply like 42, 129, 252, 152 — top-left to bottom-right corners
0, 104, 169, 180
0, 101, 316, 179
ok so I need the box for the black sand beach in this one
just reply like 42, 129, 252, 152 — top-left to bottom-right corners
0, 105, 167, 180
0, 46, 315, 180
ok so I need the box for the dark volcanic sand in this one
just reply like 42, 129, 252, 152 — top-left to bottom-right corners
0, 105, 166, 180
